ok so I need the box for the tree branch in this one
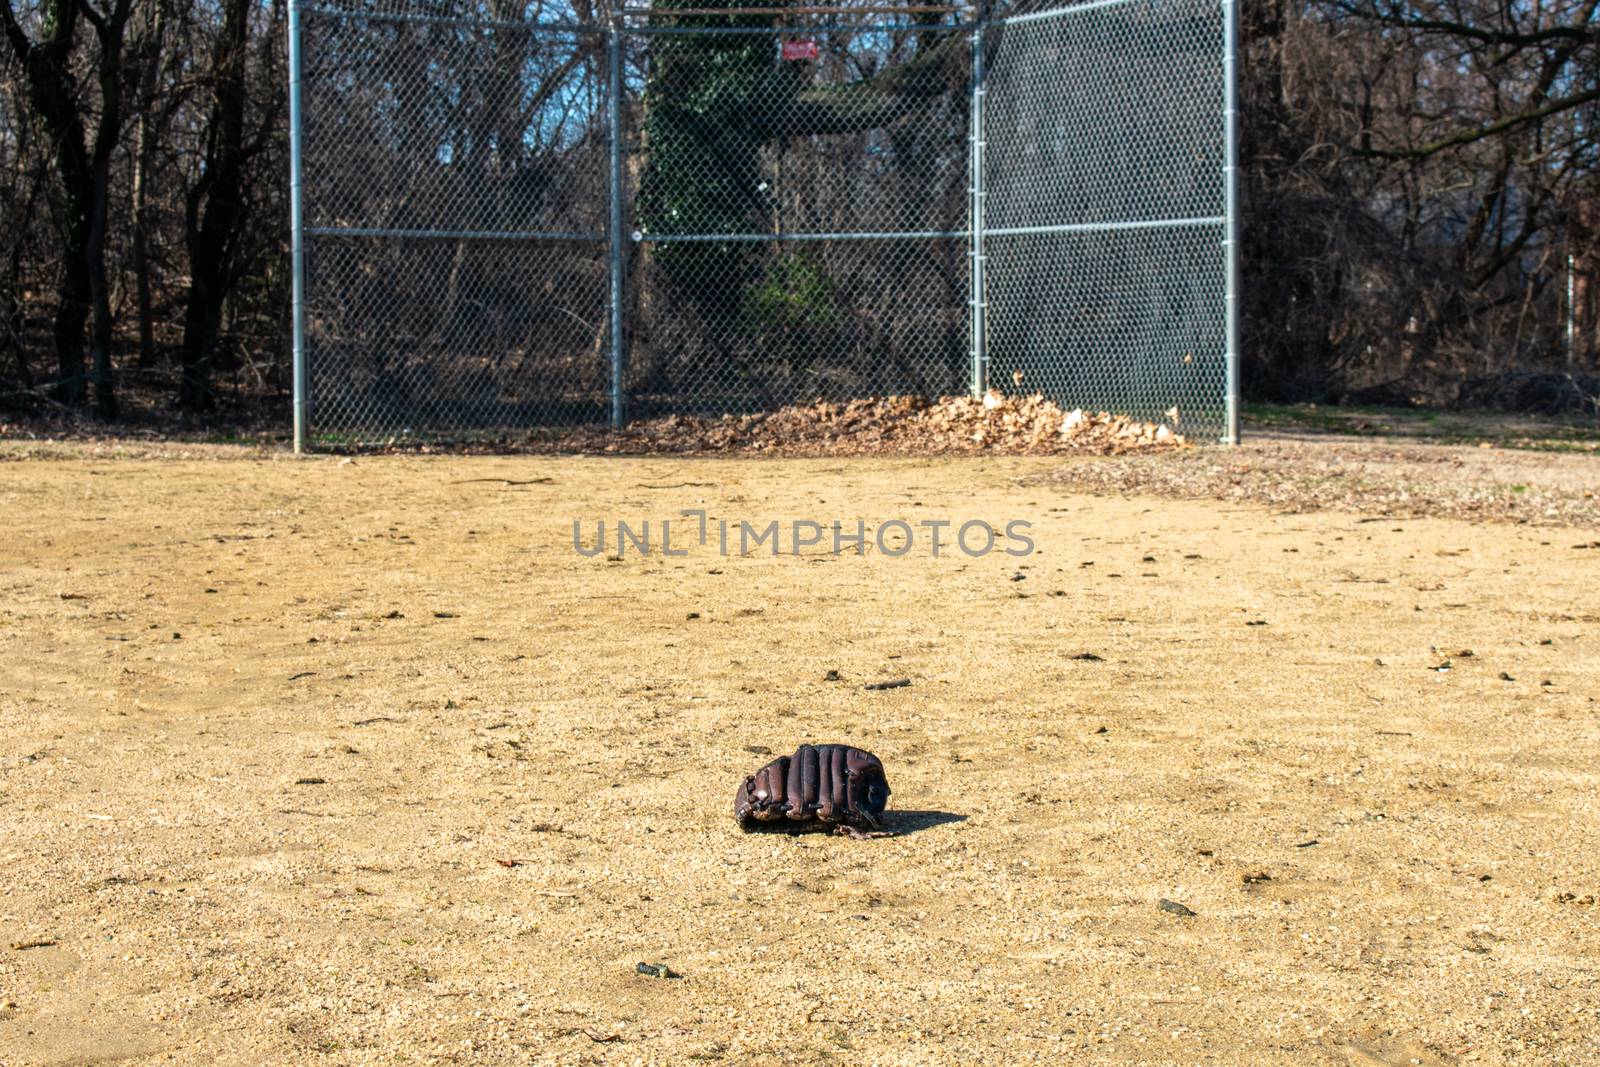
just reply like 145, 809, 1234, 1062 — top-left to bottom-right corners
1353, 84, 1600, 161
0, 0, 31, 61
77, 0, 108, 34
788, 30, 963, 136
1330, 0, 1600, 49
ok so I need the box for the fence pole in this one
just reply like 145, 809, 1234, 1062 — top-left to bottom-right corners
968, 21, 988, 399
607, 21, 627, 429
288, 0, 308, 452
1221, 0, 1241, 445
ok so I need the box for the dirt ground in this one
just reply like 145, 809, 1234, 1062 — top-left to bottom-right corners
2, 437, 1598, 1065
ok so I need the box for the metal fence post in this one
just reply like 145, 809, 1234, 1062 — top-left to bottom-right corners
288, 0, 308, 452
1221, 0, 1241, 445
607, 21, 627, 429
968, 21, 988, 400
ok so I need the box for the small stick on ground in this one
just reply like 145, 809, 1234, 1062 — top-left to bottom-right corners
449, 477, 554, 486
864, 678, 911, 691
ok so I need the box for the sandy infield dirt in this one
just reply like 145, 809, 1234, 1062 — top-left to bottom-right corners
1, 447, 1598, 1065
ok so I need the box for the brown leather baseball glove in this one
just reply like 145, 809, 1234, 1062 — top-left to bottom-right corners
734, 743, 894, 838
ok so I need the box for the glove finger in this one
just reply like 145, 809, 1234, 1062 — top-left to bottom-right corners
814, 745, 833, 821
756, 757, 788, 819
833, 745, 853, 817
787, 751, 806, 819
788, 744, 819, 819
817, 744, 845, 821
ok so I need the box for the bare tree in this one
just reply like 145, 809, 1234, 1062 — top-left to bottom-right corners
2, 0, 134, 414
176, 0, 248, 410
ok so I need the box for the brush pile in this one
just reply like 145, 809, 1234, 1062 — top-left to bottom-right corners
564, 392, 1189, 456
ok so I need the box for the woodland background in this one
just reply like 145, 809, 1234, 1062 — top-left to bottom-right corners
0, 0, 1596, 427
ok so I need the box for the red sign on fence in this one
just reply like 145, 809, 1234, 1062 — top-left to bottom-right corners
781, 39, 819, 62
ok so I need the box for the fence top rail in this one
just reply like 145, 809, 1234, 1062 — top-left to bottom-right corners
296, 0, 1159, 33
298, 2, 969, 32
630, 19, 972, 32
995, 0, 1152, 26
636, 229, 966, 242
299, 5, 599, 33
620, 5, 963, 15
305, 226, 607, 242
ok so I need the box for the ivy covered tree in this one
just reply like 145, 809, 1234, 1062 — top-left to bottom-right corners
634, 0, 966, 341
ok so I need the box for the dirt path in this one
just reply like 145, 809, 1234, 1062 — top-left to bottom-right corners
1, 451, 1597, 1065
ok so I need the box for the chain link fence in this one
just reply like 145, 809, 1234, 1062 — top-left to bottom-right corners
289, 0, 1237, 447
983, 0, 1233, 438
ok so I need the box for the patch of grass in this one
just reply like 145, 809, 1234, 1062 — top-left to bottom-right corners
1247, 402, 1600, 451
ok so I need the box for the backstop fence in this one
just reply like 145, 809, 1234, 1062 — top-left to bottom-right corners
289, 0, 1238, 448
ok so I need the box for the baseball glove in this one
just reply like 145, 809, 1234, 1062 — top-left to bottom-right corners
734, 743, 894, 838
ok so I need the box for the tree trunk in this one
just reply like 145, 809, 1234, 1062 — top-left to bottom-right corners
5, 236, 32, 390
1, 0, 132, 413
3, 0, 89, 404
87, 0, 133, 418
1572, 196, 1598, 369
47, 126, 94, 408
87, 164, 119, 417
131, 1, 167, 369
179, 0, 250, 412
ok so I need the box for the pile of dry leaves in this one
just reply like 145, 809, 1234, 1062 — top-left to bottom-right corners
560, 392, 1188, 456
